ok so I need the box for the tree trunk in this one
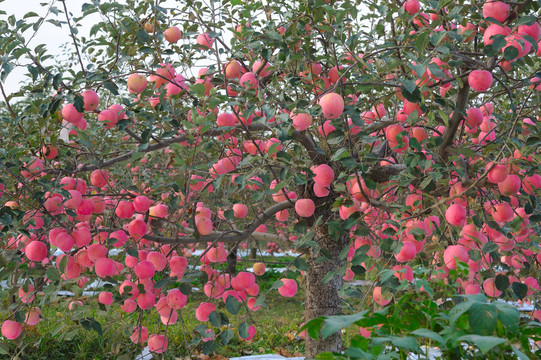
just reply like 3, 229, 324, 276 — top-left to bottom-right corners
304, 225, 348, 358
226, 244, 238, 275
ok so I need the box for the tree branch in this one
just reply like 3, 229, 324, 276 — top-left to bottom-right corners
60, 0, 86, 77
438, 82, 470, 161
143, 200, 294, 247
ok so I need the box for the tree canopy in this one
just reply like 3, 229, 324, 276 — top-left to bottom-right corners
0, 0, 540, 358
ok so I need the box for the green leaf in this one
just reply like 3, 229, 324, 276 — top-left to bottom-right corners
401, 85, 422, 103
320, 312, 367, 339
468, 303, 498, 335
482, 242, 498, 254
221, 330, 234, 345
73, 95, 85, 113
191, 83, 206, 96
494, 302, 520, 333
46, 267, 61, 282
400, 79, 417, 94
494, 274, 509, 292
0, 342, 9, 355
330, 148, 350, 161
81, 318, 103, 336
457, 335, 505, 355
391, 337, 420, 352
208, 311, 221, 327
300, 317, 325, 340
238, 322, 250, 339
202, 340, 216, 354
408, 63, 426, 78
153, 277, 174, 289
103, 80, 119, 95
225, 295, 240, 315
411, 328, 444, 345
511, 282, 528, 300
503, 46, 518, 61
328, 221, 342, 241
294, 256, 309, 271
449, 299, 474, 325
512, 346, 530, 360
516, 15, 537, 26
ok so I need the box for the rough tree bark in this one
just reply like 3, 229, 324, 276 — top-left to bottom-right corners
304, 224, 349, 357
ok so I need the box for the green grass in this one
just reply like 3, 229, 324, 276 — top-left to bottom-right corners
1, 269, 305, 360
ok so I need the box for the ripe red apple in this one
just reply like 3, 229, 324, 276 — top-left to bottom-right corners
278, 279, 298, 297
482, 1, 510, 23
312, 164, 334, 186
148, 334, 168, 353
195, 302, 216, 321
239, 72, 258, 89
164, 26, 181, 43
233, 203, 248, 218
25, 241, 47, 262
127, 74, 148, 93
373, 286, 392, 306
445, 203, 467, 226
224, 60, 241, 79
319, 93, 344, 119
518, 22, 541, 42
196, 33, 214, 49
81, 89, 99, 111
459, 23, 476, 42
404, 0, 420, 15
61, 103, 83, 124
468, 70, 492, 92
443, 245, 469, 269
487, 163, 508, 183
134, 260, 156, 279
291, 111, 313, 131
253, 262, 266, 276
90, 170, 109, 188
1, 320, 22, 340
167, 289, 187, 309
295, 198, 315, 217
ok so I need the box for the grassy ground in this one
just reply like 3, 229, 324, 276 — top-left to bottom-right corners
1, 265, 306, 360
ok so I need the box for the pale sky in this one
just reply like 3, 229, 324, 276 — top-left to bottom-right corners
1, 0, 101, 95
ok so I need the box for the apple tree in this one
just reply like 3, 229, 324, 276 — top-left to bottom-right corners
0, 0, 540, 358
